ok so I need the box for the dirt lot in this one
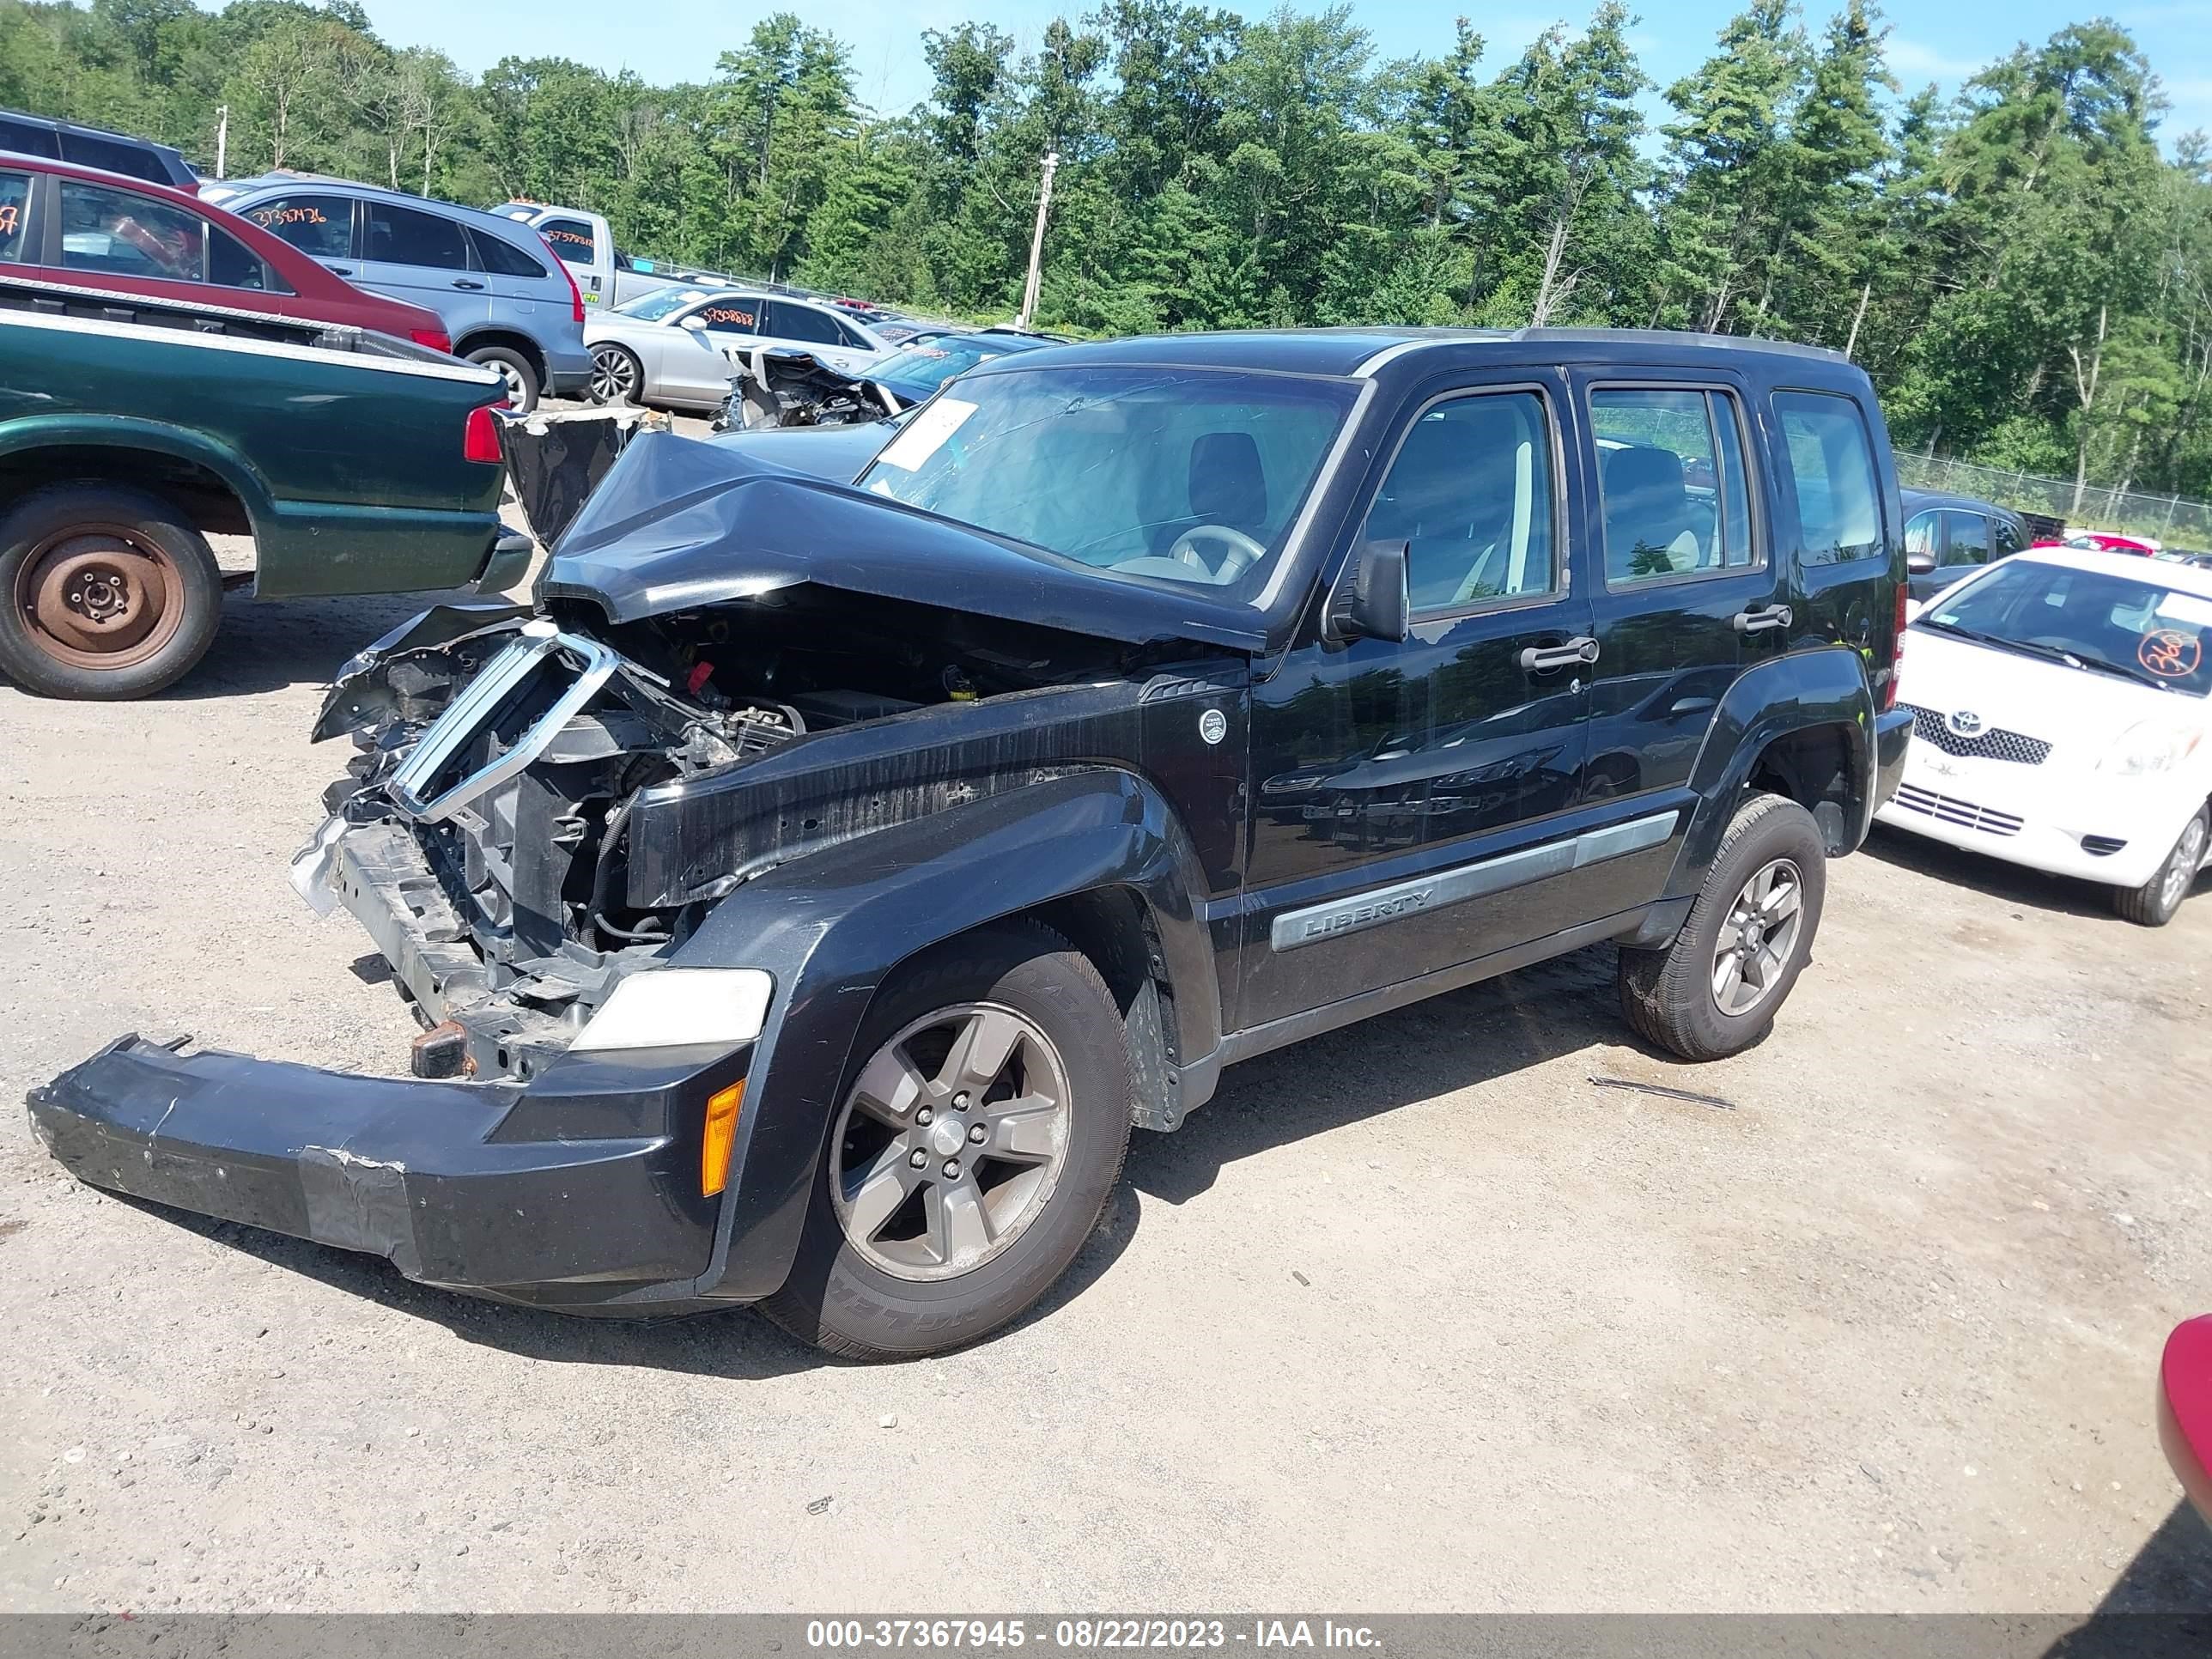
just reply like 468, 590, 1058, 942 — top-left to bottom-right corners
1, 574, 2209, 1613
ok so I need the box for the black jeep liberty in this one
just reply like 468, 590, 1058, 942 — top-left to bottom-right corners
32, 328, 1912, 1357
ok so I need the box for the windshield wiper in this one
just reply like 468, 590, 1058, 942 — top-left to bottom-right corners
2065, 652, 2180, 692
1918, 617, 2183, 691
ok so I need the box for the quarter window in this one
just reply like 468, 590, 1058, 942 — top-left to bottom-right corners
0, 170, 28, 262
1364, 390, 1559, 613
1590, 387, 1757, 584
242, 194, 352, 261
364, 201, 470, 270
1775, 391, 1883, 564
1905, 511, 1940, 559
1942, 510, 1990, 568
1995, 516, 2024, 556
467, 227, 546, 278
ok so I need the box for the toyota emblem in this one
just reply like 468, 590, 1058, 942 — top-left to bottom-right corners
1946, 709, 1986, 738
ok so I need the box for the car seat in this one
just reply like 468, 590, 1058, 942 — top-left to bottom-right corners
1602, 446, 1703, 579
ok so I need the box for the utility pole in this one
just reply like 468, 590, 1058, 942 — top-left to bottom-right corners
1015, 149, 1059, 331
214, 106, 228, 180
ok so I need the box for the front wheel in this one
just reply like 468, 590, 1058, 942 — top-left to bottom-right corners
2115, 806, 2208, 927
0, 483, 224, 700
1618, 792, 1827, 1060
588, 343, 642, 405
763, 921, 1132, 1359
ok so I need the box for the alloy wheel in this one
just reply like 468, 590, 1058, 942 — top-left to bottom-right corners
828, 1002, 1072, 1280
2163, 816, 2207, 913
590, 345, 639, 404
1711, 856, 1805, 1018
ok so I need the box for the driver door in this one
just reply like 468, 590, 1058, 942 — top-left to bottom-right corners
1240, 380, 1598, 1029
663, 295, 763, 404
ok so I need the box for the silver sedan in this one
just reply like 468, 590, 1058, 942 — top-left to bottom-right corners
585, 287, 893, 411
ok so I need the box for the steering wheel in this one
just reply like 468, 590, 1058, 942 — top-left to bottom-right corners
1165, 524, 1266, 582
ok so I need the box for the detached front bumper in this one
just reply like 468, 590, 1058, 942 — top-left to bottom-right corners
27, 1034, 749, 1313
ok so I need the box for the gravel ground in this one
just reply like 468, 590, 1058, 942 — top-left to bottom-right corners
1, 559, 2209, 1613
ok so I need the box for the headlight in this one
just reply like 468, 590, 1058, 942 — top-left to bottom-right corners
2101, 720, 2204, 777
571, 968, 774, 1053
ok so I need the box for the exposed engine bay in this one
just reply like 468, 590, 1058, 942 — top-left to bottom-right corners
300, 588, 1133, 1083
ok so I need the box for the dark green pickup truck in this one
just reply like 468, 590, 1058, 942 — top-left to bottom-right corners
0, 273, 529, 698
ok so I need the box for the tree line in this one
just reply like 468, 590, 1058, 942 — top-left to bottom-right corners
6, 0, 2212, 502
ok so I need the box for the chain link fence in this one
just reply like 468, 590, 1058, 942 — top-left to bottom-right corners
1893, 453, 2212, 549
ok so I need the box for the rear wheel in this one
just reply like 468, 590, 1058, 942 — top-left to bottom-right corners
0, 483, 223, 700
763, 921, 1132, 1359
589, 343, 642, 405
2115, 806, 2208, 927
1619, 792, 1826, 1060
466, 344, 539, 412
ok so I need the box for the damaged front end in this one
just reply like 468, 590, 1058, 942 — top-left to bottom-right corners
293, 604, 804, 1081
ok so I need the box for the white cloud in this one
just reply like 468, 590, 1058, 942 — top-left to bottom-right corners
1887, 38, 1991, 85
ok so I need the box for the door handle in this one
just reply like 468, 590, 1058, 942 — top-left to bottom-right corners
1517, 636, 1600, 673
1732, 604, 1792, 635
329, 265, 353, 276
452, 278, 485, 290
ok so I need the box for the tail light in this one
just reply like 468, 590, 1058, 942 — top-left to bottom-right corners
464, 403, 507, 465
410, 326, 453, 355
545, 237, 586, 323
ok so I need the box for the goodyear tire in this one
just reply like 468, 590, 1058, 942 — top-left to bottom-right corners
1618, 792, 1826, 1060
763, 920, 1132, 1359
0, 483, 224, 701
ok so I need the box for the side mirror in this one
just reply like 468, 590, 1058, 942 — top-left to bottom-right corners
1906, 549, 1936, 576
1326, 541, 1411, 645
678, 313, 708, 332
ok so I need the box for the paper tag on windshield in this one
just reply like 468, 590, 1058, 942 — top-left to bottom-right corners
875, 398, 977, 471
2155, 593, 2212, 629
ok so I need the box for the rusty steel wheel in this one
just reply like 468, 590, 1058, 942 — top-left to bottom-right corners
15, 524, 186, 672
0, 483, 223, 700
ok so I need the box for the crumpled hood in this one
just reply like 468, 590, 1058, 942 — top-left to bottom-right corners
1899, 627, 2209, 754
538, 429, 1268, 653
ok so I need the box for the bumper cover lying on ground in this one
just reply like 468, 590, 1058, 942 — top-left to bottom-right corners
27, 1033, 746, 1310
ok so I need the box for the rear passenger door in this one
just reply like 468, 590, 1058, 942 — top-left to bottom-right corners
1577, 376, 1782, 806
356, 198, 486, 337
1770, 388, 1893, 706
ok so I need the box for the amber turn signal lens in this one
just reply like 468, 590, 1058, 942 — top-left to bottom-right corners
702, 1080, 745, 1197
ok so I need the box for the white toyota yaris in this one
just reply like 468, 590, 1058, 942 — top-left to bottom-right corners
1876, 545, 2212, 926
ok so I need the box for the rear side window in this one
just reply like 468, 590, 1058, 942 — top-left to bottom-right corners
60, 131, 164, 184
1905, 511, 1939, 559
0, 117, 61, 159
1590, 387, 1757, 584
538, 217, 596, 265
1364, 389, 1559, 613
1995, 516, 2024, 555
467, 228, 546, 278
240, 194, 351, 261
1775, 391, 1882, 565
767, 301, 845, 347
1942, 510, 1990, 568
0, 170, 27, 261
365, 201, 470, 270
58, 179, 288, 294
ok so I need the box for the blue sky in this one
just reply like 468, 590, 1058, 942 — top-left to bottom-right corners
361, 0, 2212, 141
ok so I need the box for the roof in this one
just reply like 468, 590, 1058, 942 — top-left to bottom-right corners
974, 325, 1856, 382
2015, 543, 2212, 598
213, 173, 541, 240
0, 149, 206, 208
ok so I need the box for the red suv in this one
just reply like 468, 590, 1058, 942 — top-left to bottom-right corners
0, 155, 452, 352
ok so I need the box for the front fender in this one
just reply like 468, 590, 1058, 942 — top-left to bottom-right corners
1668, 645, 1878, 896
671, 769, 1220, 1302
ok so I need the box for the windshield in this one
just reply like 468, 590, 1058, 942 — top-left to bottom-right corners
1916, 557, 2212, 696
856, 365, 1355, 596
613, 286, 715, 321
872, 337, 1025, 395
